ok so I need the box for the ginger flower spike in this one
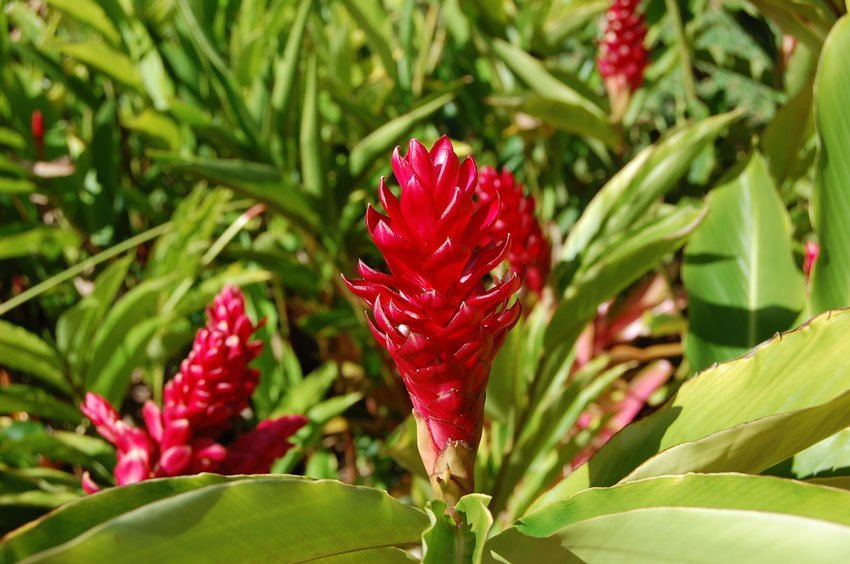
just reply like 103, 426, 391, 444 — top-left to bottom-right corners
344, 137, 521, 509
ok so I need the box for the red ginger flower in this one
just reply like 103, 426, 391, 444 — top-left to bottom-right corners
220, 415, 308, 474
162, 286, 264, 438
343, 137, 521, 505
476, 166, 551, 295
80, 286, 306, 491
80, 393, 155, 489
597, 0, 648, 118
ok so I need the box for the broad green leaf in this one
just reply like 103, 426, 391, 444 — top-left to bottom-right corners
0, 385, 80, 424
532, 308, 850, 508
0, 474, 234, 561
55, 41, 142, 89
520, 473, 850, 537
811, 16, 850, 313
0, 321, 69, 395
683, 153, 805, 371
512, 507, 850, 563
775, 429, 850, 478
623, 389, 850, 482
422, 495, 493, 564
20, 477, 427, 562
502, 475, 850, 563
349, 91, 456, 177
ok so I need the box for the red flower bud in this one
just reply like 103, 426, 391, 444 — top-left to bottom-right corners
476, 167, 551, 295
344, 137, 521, 503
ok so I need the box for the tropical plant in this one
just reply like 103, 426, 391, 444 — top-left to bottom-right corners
2, 0, 850, 562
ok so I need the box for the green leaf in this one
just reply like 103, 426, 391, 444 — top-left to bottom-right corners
503, 475, 850, 563
300, 52, 324, 199
784, 428, 850, 479
762, 78, 814, 185
45, 0, 121, 45
532, 308, 850, 508
422, 494, 493, 564
488, 94, 617, 147
349, 91, 456, 177
270, 0, 313, 121
812, 16, 850, 313
490, 39, 606, 124
746, 0, 834, 49
0, 474, 234, 561
123, 110, 181, 150
339, 0, 398, 82
542, 206, 703, 392
272, 363, 338, 416
150, 152, 318, 230
55, 41, 142, 89
17, 477, 427, 562
0, 226, 80, 260
0, 385, 80, 424
0, 178, 36, 194
683, 153, 805, 371
0, 321, 69, 395
520, 473, 850, 537
560, 112, 737, 266
623, 389, 850, 482
56, 255, 133, 381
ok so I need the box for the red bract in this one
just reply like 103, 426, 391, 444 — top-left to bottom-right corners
476, 166, 551, 295
343, 137, 521, 505
79, 286, 306, 492
162, 286, 263, 437
80, 393, 154, 488
221, 415, 309, 474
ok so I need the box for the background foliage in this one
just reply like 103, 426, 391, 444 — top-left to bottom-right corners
2, 0, 850, 561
